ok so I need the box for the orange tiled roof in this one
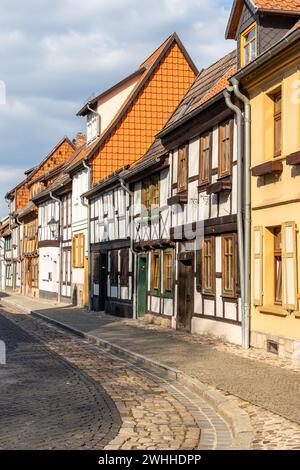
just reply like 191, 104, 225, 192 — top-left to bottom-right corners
69, 33, 198, 185
31, 142, 88, 202
254, 1, 300, 10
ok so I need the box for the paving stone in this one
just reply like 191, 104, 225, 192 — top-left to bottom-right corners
0, 307, 232, 450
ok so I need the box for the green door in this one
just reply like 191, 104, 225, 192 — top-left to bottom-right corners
137, 255, 148, 317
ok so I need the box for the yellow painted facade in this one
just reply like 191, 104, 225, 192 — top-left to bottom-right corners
244, 44, 300, 355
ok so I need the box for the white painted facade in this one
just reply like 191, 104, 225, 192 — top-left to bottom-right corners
38, 199, 60, 300
71, 169, 88, 306
90, 184, 133, 316
87, 74, 140, 144
168, 117, 242, 344
132, 165, 174, 321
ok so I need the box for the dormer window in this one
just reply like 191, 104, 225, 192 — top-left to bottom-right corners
87, 111, 100, 144
241, 23, 257, 67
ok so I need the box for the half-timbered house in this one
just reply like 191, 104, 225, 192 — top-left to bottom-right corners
71, 34, 197, 315
5, 136, 75, 298
80, 34, 198, 315
124, 140, 173, 325
32, 135, 86, 303
153, 50, 243, 344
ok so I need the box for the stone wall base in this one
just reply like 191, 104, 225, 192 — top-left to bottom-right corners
143, 313, 172, 329
251, 330, 300, 362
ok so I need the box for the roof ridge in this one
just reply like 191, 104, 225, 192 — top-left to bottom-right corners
68, 33, 198, 175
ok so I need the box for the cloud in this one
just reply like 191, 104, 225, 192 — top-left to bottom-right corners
0, 0, 234, 217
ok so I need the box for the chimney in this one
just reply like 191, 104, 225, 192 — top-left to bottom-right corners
75, 132, 86, 148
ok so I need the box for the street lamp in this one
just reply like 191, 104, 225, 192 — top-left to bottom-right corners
48, 217, 59, 239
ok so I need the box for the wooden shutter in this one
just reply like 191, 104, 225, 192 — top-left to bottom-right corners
79, 234, 85, 267
282, 222, 297, 310
253, 226, 263, 306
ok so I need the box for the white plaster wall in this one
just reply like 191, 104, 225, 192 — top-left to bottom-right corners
72, 169, 88, 231
191, 317, 241, 345
188, 137, 200, 177
39, 246, 59, 294
97, 75, 139, 133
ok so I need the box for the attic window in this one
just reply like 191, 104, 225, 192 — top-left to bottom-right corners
87, 111, 100, 144
241, 23, 257, 67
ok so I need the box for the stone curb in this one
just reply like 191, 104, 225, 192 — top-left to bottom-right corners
1, 297, 253, 449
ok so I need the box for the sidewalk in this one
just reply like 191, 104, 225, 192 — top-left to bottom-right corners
1, 291, 300, 424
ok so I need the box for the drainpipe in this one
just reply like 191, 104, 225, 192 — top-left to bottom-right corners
49, 192, 62, 303
231, 77, 251, 350
223, 88, 245, 347
119, 177, 139, 320
82, 159, 92, 311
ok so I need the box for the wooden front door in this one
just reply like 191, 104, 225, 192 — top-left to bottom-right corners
137, 255, 148, 317
62, 248, 71, 299
177, 258, 194, 332
99, 252, 108, 311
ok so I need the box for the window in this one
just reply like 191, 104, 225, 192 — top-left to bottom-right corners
120, 248, 129, 287
222, 234, 236, 298
177, 144, 188, 192
273, 91, 282, 157
151, 176, 159, 208
72, 233, 85, 268
219, 120, 233, 178
151, 251, 160, 295
4, 237, 11, 251
87, 112, 100, 144
5, 264, 11, 280
241, 23, 257, 67
142, 175, 160, 216
202, 237, 215, 295
273, 226, 282, 305
199, 131, 212, 185
110, 250, 118, 286
163, 250, 173, 296
31, 258, 39, 288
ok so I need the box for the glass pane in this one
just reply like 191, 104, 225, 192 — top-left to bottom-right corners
251, 39, 256, 61
246, 27, 256, 42
244, 44, 250, 65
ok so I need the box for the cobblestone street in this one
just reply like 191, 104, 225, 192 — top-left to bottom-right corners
0, 307, 232, 450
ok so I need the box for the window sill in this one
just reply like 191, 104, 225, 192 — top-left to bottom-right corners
202, 292, 215, 298
150, 291, 160, 297
167, 192, 188, 206
259, 306, 288, 317
206, 181, 232, 195
251, 160, 283, 177
163, 292, 173, 299
286, 151, 300, 166
217, 173, 231, 181
222, 294, 238, 300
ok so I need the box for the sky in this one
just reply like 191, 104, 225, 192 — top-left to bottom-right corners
0, 0, 235, 217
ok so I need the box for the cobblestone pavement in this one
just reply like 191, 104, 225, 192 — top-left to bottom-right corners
0, 313, 121, 450
3, 294, 300, 450
0, 308, 232, 450
15, 299, 300, 423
